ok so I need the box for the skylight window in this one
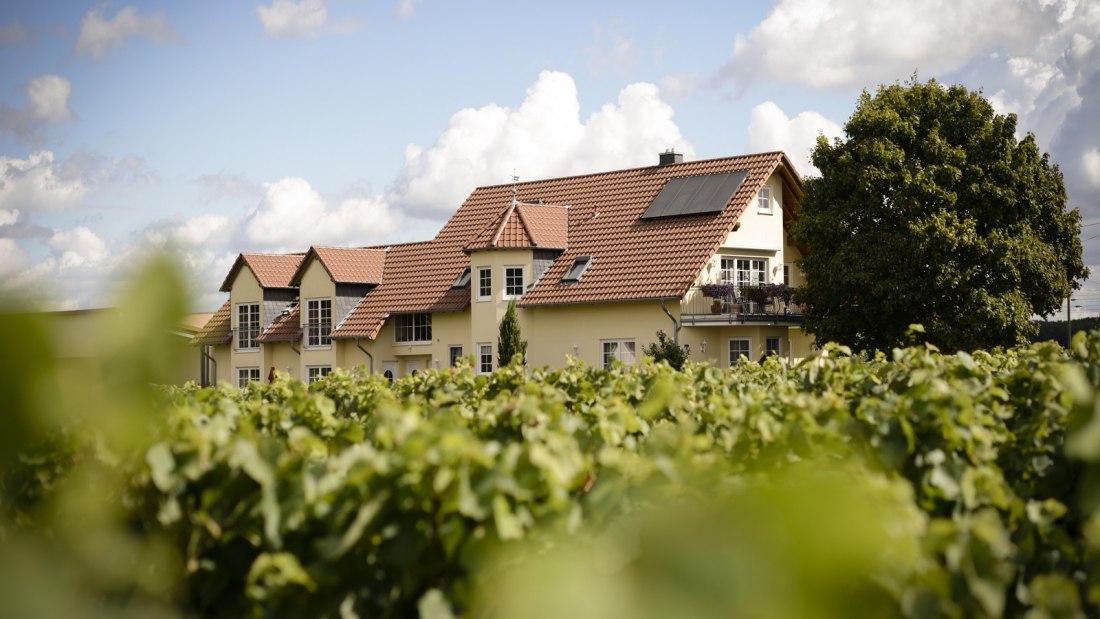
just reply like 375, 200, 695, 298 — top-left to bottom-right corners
451, 266, 471, 289
562, 256, 593, 283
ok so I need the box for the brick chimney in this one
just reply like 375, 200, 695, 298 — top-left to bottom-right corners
658, 149, 683, 166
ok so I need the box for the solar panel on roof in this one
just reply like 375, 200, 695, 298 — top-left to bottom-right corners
640, 170, 749, 219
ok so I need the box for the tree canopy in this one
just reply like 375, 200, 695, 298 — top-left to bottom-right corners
791, 77, 1088, 353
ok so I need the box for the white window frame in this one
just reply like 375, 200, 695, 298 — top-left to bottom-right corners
305, 298, 332, 348
783, 263, 792, 286
449, 345, 463, 367
478, 343, 493, 374
757, 186, 772, 214
394, 313, 432, 344
476, 267, 492, 301
729, 338, 752, 366
307, 365, 332, 383
720, 256, 768, 295
765, 336, 782, 358
503, 266, 525, 300
601, 339, 636, 370
237, 367, 261, 387
235, 303, 260, 351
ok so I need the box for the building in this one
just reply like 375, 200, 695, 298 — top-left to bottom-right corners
193, 150, 813, 386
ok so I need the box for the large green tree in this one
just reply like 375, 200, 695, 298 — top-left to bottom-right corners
791, 77, 1088, 352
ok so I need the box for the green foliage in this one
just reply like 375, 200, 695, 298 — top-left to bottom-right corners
791, 76, 1088, 353
497, 300, 527, 367
12, 255, 1100, 617
642, 330, 687, 370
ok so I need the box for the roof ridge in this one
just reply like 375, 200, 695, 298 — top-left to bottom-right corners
488, 200, 517, 247
513, 204, 537, 246
477, 151, 785, 190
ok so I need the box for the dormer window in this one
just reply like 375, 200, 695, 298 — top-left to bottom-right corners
562, 256, 593, 283
451, 266, 471, 289
757, 186, 772, 213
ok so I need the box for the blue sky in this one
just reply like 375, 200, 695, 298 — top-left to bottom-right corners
1, 0, 1098, 314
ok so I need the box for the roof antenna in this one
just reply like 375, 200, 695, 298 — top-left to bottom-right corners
511, 170, 519, 207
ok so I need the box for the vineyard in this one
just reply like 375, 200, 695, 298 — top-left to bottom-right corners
4, 264, 1100, 618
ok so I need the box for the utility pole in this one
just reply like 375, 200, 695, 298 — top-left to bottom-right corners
1067, 295, 1072, 347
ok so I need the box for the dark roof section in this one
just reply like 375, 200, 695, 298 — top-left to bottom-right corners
640, 170, 749, 219
191, 299, 232, 346
257, 300, 301, 343
220, 252, 305, 292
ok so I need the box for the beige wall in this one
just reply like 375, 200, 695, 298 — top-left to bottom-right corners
269, 342, 300, 381
679, 324, 812, 365
337, 309, 472, 378
705, 171, 786, 287
299, 258, 335, 375
229, 266, 267, 383
522, 301, 674, 368
469, 249, 534, 363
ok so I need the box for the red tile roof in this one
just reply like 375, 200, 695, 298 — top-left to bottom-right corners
332, 151, 802, 339
220, 252, 305, 292
191, 299, 231, 345
291, 246, 386, 285
257, 301, 300, 343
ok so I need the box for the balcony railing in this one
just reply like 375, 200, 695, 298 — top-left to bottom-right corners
233, 327, 261, 351
681, 286, 803, 326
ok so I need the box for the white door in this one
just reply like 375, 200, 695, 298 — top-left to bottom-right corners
405, 359, 422, 376
381, 361, 397, 382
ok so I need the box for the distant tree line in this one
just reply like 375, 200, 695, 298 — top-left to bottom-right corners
1031, 317, 1100, 347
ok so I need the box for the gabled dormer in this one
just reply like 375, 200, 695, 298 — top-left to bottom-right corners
220, 252, 304, 353
290, 246, 385, 349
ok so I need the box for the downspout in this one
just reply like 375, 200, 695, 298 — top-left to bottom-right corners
660, 298, 682, 345
355, 338, 374, 374
201, 346, 218, 386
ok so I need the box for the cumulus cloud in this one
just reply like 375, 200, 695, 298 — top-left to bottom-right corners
0, 75, 73, 141
75, 5, 182, 60
390, 70, 693, 217
256, 0, 328, 37
0, 208, 18, 226
245, 177, 398, 247
659, 73, 701, 98
747, 102, 843, 176
0, 238, 27, 280
717, 0, 1049, 90
47, 226, 109, 270
0, 151, 87, 212
1084, 148, 1100, 189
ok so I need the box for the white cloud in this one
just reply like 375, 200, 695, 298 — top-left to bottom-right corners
588, 21, 637, 77
394, 0, 420, 19
1084, 148, 1100, 188
747, 102, 843, 177
0, 75, 73, 141
170, 213, 233, 247
390, 70, 693, 217
25, 75, 72, 123
659, 73, 701, 98
0, 208, 18, 226
76, 6, 182, 60
0, 238, 27, 279
47, 226, 109, 270
256, 0, 328, 38
245, 178, 398, 246
0, 151, 87, 212
718, 0, 1049, 90
0, 22, 35, 46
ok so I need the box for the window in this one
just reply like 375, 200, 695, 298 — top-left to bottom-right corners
236, 303, 260, 351
729, 338, 752, 366
307, 366, 332, 383
394, 313, 432, 343
721, 257, 767, 293
504, 266, 524, 299
783, 263, 792, 286
449, 345, 463, 367
478, 343, 493, 374
477, 267, 492, 301
757, 186, 772, 213
306, 299, 332, 347
237, 367, 260, 387
562, 256, 593, 283
765, 336, 782, 358
602, 339, 636, 370
452, 266, 471, 289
